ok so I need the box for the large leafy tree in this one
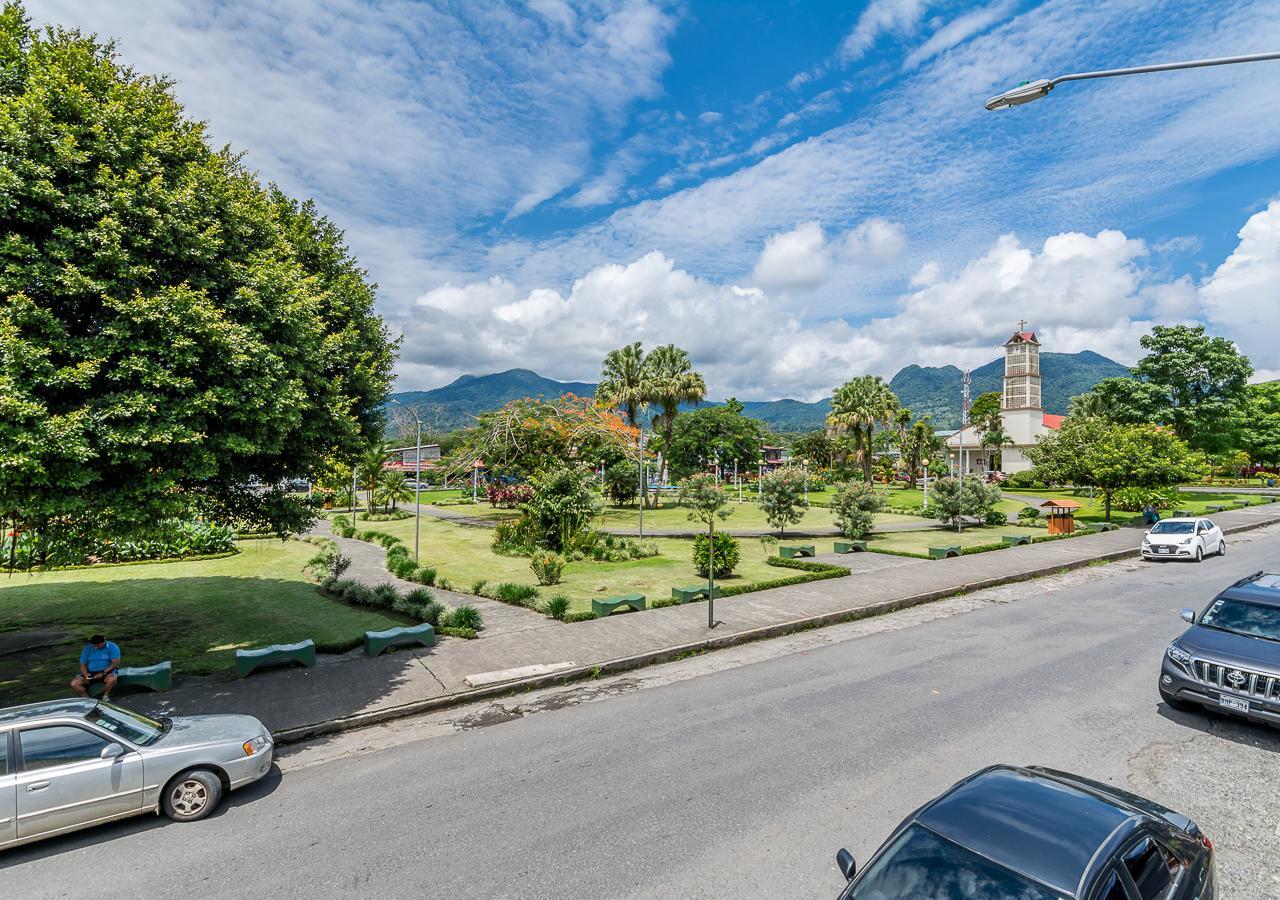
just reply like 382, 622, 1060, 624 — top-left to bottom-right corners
644, 343, 706, 460
827, 375, 900, 484
0, 6, 395, 542
897, 416, 944, 487
790, 430, 835, 469
664, 399, 766, 480
1026, 418, 1205, 521
1240, 383, 1280, 470
968, 391, 1002, 435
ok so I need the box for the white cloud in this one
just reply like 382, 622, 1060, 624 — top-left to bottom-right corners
699, 111, 724, 124
840, 0, 930, 62
903, 0, 1014, 69
909, 261, 941, 287
843, 218, 907, 264
752, 222, 830, 290
1200, 200, 1280, 372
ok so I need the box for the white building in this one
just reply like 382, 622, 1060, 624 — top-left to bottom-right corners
945, 324, 1064, 474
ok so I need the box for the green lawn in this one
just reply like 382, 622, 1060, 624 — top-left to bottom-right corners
866, 523, 1051, 556
1001, 489, 1271, 524
0, 540, 401, 705
349, 515, 825, 614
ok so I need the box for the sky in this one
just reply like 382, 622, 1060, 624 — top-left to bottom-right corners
27, 0, 1280, 400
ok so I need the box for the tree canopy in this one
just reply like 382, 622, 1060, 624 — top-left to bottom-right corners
664, 399, 766, 479
0, 5, 395, 538
827, 375, 900, 484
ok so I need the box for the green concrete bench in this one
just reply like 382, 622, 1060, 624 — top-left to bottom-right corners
364, 623, 435, 657
834, 540, 867, 553
1239, 499, 1252, 506
671, 585, 721, 604
779, 545, 815, 559
1001, 534, 1032, 546
1207, 504, 1226, 512
236, 639, 316, 677
1173, 509, 1193, 517
927, 545, 961, 559
592, 593, 646, 618
1086, 522, 1119, 533
88, 661, 172, 695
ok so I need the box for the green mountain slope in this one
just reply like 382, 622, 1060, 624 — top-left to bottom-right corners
390, 368, 596, 431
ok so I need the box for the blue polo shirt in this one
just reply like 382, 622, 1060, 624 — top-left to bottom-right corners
80, 642, 121, 673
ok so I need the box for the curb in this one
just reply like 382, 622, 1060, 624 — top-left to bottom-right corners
272, 510, 1280, 745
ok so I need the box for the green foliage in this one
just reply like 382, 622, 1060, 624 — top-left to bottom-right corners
442, 604, 483, 631
646, 343, 708, 458
983, 509, 1008, 526
603, 460, 639, 506
664, 399, 767, 479
598, 341, 649, 427
1027, 418, 1205, 520
1241, 382, 1280, 468
543, 595, 571, 621
1111, 486, 1178, 512
439, 626, 478, 639
968, 392, 1003, 435
374, 470, 413, 513
529, 551, 565, 586
897, 416, 945, 486
409, 565, 437, 586
677, 473, 733, 528
524, 465, 600, 552
789, 430, 835, 469
717, 556, 849, 596
757, 467, 809, 535
827, 375, 900, 483
927, 477, 1003, 526
693, 532, 740, 578
304, 537, 350, 582
1005, 470, 1041, 489
0, 12, 396, 544
3, 518, 238, 571
564, 610, 598, 623
491, 516, 539, 556
830, 480, 884, 539
493, 582, 540, 607
470, 578, 487, 595
1016, 506, 1041, 522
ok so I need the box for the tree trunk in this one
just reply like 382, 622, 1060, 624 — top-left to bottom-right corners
1104, 489, 1112, 523
862, 425, 874, 484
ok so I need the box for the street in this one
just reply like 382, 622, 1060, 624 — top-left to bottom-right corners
7, 526, 1280, 898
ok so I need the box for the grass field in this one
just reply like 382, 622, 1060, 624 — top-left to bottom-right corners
866, 523, 1053, 556
0, 540, 401, 705
1001, 489, 1271, 524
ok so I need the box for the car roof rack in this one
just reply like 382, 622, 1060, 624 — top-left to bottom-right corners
1231, 570, 1265, 588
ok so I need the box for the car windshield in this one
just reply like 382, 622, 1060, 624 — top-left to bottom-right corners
1150, 521, 1195, 535
849, 825, 1068, 900
84, 702, 166, 745
1199, 598, 1280, 643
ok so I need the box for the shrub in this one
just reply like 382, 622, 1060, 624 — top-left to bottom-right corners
524, 465, 600, 551
758, 467, 809, 535
389, 557, 419, 579
530, 551, 565, 585
410, 566, 437, 586
1112, 486, 1178, 512
436, 577, 453, 591
1005, 470, 1040, 489
603, 461, 638, 506
372, 582, 400, 607
486, 482, 534, 508
564, 610, 598, 623
543, 595, 571, 621
1016, 506, 1041, 522
693, 533, 740, 578
344, 583, 375, 606
830, 480, 884, 539
983, 509, 1008, 527
492, 517, 538, 556
471, 578, 487, 595
439, 626, 478, 639
494, 582, 540, 606
443, 604, 484, 631
648, 596, 679, 609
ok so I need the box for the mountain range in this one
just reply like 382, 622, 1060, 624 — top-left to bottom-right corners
388, 351, 1129, 435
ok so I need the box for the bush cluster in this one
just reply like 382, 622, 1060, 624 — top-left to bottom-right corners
486, 482, 534, 508
319, 577, 481, 635
357, 510, 413, 522
693, 532, 740, 578
303, 536, 351, 581
543, 595, 571, 621
530, 551, 565, 585
2, 519, 239, 571
1016, 506, 1041, 522
716, 556, 849, 596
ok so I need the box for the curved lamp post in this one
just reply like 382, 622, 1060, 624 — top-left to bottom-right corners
387, 398, 423, 563
986, 51, 1280, 110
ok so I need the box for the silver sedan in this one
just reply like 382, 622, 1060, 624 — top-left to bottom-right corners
1, 699, 273, 850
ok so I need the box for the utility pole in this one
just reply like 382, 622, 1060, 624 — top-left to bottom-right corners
388, 398, 423, 563
959, 369, 971, 534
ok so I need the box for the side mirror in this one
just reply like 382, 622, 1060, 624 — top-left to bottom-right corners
1179, 608, 1196, 624
100, 743, 125, 760
836, 848, 857, 881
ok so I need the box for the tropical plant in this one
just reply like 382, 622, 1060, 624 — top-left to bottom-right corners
543, 595, 571, 621
356, 445, 394, 513
524, 465, 600, 552
443, 604, 484, 631
644, 343, 707, 469
603, 461, 638, 506
529, 551, 565, 586
693, 532, 740, 578
598, 342, 650, 428
827, 376, 901, 483
758, 466, 809, 535
897, 415, 945, 488
928, 477, 1003, 527
375, 469, 413, 512
830, 481, 884, 540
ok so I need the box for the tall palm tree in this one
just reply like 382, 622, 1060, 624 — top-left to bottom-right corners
827, 375, 901, 484
356, 444, 394, 514
644, 344, 707, 471
375, 469, 413, 512
597, 342, 649, 427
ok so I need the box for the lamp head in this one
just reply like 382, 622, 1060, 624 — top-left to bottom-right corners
985, 78, 1053, 110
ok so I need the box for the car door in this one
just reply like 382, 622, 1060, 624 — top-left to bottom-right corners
0, 729, 16, 847
14, 723, 144, 841
1203, 519, 1222, 552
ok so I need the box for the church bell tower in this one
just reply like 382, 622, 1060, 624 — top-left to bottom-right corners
1002, 321, 1042, 445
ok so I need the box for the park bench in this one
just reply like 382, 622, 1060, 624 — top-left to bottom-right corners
671, 585, 722, 604
592, 594, 646, 618
364, 623, 435, 657
88, 661, 172, 695
779, 545, 816, 559
1086, 522, 1119, 533
834, 540, 867, 553
1173, 509, 1193, 518
1207, 504, 1226, 512
927, 545, 961, 559
236, 639, 316, 678
1001, 534, 1033, 546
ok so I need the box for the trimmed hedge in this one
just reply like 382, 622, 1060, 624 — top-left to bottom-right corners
717, 556, 850, 597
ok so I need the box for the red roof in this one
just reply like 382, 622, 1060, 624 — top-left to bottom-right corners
1042, 413, 1065, 430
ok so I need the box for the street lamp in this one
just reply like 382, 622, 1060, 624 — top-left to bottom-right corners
985, 50, 1280, 110
472, 459, 482, 504
388, 398, 423, 563
922, 457, 930, 509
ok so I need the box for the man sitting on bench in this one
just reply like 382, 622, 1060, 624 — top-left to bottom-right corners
71, 634, 121, 701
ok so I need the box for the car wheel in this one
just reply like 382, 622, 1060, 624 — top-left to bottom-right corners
1219, 540, 1226, 556
162, 769, 223, 822
1160, 688, 1196, 713
1195, 546, 1203, 563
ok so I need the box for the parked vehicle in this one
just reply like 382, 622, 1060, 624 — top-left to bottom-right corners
1141, 517, 1224, 562
1161, 571, 1280, 728
0, 699, 273, 850
834, 765, 1213, 899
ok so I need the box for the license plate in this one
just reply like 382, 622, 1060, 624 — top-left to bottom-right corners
1157, 547, 1172, 554
1218, 695, 1250, 713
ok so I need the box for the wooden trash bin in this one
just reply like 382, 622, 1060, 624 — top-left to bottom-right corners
1041, 499, 1080, 535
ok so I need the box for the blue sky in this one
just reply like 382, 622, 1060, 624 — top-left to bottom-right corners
29, 1, 1280, 399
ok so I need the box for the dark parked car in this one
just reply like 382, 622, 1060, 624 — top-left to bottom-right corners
835, 765, 1213, 899
1161, 570, 1280, 727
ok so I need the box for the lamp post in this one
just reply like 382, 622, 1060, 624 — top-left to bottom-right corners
472, 459, 481, 504
735, 458, 741, 503
800, 458, 809, 503
985, 50, 1280, 110
637, 432, 646, 540
388, 398, 423, 563
922, 457, 930, 510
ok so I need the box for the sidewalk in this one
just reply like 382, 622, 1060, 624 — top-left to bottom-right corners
131, 503, 1280, 741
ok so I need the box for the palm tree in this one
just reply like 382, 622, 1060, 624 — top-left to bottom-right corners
355, 444, 394, 514
644, 343, 707, 474
376, 469, 413, 512
827, 375, 901, 484
980, 424, 1014, 472
597, 342, 649, 427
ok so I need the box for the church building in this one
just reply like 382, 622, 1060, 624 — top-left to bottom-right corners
944, 324, 1064, 474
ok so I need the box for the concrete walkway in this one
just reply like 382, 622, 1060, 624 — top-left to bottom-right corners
128, 503, 1280, 740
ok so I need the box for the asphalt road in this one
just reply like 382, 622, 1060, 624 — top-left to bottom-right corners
7, 528, 1280, 898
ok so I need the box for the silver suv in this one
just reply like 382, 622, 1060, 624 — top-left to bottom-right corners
1161, 571, 1280, 727
1, 699, 273, 850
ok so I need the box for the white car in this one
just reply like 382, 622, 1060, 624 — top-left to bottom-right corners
1141, 517, 1225, 562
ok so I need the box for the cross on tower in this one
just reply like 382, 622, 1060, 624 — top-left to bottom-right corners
1017, 319, 1027, 332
